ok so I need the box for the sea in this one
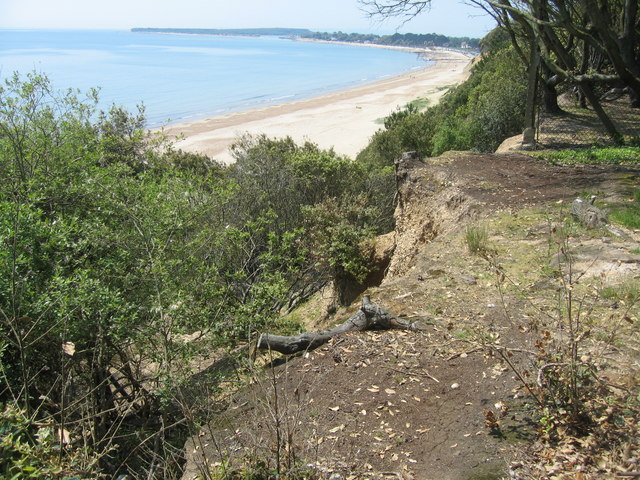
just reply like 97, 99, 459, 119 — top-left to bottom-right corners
0, 29, 429, 127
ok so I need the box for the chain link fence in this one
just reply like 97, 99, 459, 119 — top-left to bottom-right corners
535, 92, 640, 150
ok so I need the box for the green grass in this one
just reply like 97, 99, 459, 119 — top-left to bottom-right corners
600, 279, 640, 303
608, 189, 640, 229
465, 224, 490, 255
537, 146, 640, 165
408, 96, 431, 110
610, 205, 640, 229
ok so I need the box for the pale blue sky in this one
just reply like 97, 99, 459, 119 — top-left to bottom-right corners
0, 0, 495, 37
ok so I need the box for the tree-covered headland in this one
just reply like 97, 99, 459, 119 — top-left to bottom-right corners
301, 31, 480, 49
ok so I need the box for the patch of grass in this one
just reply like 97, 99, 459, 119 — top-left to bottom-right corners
608, 189, 640, 229
454, 328, 474, 340
600, 279, 640, 303
375, 97, 431, 125
408, 96, 431, 110
465, 224, 490, 255
610, 206, 640, 229
537, 146, 640, 165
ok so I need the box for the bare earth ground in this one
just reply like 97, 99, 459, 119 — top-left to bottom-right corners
161, 49, 472, 164
182, 151, 640, 480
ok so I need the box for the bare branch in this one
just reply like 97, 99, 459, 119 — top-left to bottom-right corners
358, 0, 432, 21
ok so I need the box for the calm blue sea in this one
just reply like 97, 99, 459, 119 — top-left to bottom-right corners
0, 29, 428, 126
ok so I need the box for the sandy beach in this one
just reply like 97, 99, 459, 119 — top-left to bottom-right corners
162, 48, 473, 163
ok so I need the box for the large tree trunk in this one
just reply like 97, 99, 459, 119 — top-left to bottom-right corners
580, 0, 640, 107
579, 82, 623, 144
257, 296, 420, 355
524, 41, 540, 132
542, 67, 564, 114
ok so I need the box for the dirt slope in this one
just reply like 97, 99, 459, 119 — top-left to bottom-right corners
182, 152, 640, 480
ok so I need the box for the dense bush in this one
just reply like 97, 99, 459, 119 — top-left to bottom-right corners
0, 72, 395, 477
357, 32, 527, 167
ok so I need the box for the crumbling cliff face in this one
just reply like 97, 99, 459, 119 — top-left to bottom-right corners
387, 151, 474, 277
342, 151, 475, 303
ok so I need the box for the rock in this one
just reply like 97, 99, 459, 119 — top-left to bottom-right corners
461, 275, 477, 285
571, 197, 607, 229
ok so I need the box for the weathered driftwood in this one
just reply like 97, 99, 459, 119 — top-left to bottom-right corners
572, 196, 607, 229
257, 295, 419, 355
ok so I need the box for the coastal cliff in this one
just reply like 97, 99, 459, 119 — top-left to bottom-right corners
180, 151, 640, 480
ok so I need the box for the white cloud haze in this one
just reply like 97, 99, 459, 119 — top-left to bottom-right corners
0, 0, 495, 37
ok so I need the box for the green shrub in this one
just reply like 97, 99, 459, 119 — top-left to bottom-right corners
0, 404, 100, 479
357, 33, 526, 165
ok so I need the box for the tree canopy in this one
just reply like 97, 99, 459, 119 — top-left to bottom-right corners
360, 0, 640, 141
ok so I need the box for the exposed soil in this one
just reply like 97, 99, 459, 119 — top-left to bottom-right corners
181, 152, 639, 480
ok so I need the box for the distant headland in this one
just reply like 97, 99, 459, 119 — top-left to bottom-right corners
131, 28, 480, 49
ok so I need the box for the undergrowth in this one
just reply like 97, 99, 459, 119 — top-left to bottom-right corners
467, 211, 639, 478
537, 146, 640, 165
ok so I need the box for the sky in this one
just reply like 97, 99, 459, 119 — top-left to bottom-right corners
0, 0, 496, 38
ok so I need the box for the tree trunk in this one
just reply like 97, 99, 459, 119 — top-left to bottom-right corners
524, 41, 540, 133
257, 295, 420, 355
579, 82, 623, 144
580, 0, 640, 107
541, 67, 563, 114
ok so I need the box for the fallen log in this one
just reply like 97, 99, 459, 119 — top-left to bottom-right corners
257, 295, 420, 355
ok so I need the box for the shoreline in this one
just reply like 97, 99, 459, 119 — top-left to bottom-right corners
162, 47, 473, 163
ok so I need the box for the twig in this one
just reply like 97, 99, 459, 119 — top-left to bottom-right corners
380, 473, 403, 479
494, 347, 545, 408
447, 347, 483, 361
382, 365, 440, 383
537, 362, 591, 388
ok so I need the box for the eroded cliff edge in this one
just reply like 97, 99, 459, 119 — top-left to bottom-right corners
182, 151, 640, 480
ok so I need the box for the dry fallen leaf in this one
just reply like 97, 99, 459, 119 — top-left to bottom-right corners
329, 424, 345, 433
62, 341, 75, 356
